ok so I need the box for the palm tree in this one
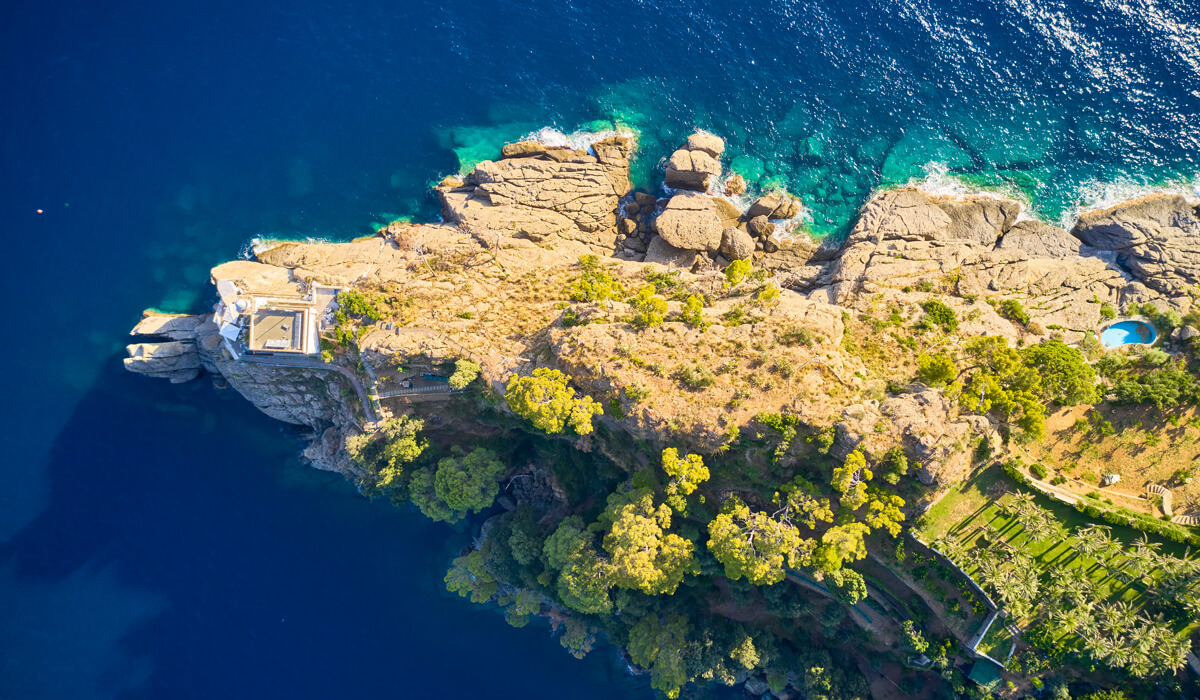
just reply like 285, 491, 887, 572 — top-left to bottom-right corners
1010, 492, 1037, 517
1097, 601, 1137, 636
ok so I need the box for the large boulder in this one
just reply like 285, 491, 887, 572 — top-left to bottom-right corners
719, 228, 754, 260
747, 215, 774, 239
1073, 194, 1200, 295
746, 191, 802, 220
655, 192, 724, 252
665, 149, 721, 191
686, 131, 725, 158
124, 341, 202, 383
645, 237, 703, 269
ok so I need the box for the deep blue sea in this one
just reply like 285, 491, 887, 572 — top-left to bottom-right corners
2, 0, 1199, 697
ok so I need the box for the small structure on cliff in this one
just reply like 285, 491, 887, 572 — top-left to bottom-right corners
209, 262, 344, 358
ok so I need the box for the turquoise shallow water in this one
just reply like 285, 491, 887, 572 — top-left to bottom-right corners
2, 0, 1200, 697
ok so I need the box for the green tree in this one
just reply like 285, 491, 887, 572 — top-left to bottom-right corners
813, 523, 871, 573
505, 368, 603, 435
774, 476, 834, 529
447, 358, 482, 390
501, 589, 542, 628
901, 620, 928, 653
826, 568, 868, 605
444, 549, 497, 603
602, 493, 696, 595
832, 450, 872, 511
628, 613, 690, 699
629, 285, 668, 328
917, 353, 956, 386
863, 490, 906, 537
344, 415, 427, 489
661, 448, 709, 515
409, 448, 505, 523
707, 496, 815, 585
880, 446, 909, 485
542, 516, 613, 614
558, 617, 597, 659
1022, 340, 1098, 405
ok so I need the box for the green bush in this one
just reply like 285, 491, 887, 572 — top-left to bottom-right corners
624, 384, 651, 403
778, 326, 820, 346
629, 286, 667, 328
920, 300, 958, 332
339, 290, 383, 321
724, 259, 752, 287
997, 299, 1030, 326
676, 365, 716, 391
1030, 463, 1048, 480
1099, 302, 1116, 320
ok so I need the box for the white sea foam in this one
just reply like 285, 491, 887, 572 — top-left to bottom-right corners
522, 125, 640, 156
1062, 175, 1200, 228
245, 235, 335, 259
883, 162, 1034, 220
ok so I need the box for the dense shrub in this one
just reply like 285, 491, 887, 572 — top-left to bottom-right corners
997, 299, 1030, 326
920, 300, 958, 332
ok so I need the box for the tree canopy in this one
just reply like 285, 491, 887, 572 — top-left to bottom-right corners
409, 448, 505, 523
344, 415, 426, 490
505, 368, 603, 435
627, 613, 690, 699
813, 523, 871, 573
661, 448, 709, 515
602, 492, 696, 595
542, 516, 613, 615
831, 450, 872, 511
707, 496, 814, 585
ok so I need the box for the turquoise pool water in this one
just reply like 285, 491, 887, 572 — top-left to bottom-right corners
1101, 320, 1157, 348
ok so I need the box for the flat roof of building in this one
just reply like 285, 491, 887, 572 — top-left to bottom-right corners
249, 308, 304, 352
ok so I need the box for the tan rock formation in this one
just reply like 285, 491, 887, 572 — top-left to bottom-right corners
1073, 194, 1200, 296
655, 191, 724, 252
437, 135, 633, 251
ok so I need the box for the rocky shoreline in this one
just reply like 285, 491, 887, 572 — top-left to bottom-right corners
125, 130, 1200, 488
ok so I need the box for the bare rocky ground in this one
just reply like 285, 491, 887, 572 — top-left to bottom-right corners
124, 131, 1200, 495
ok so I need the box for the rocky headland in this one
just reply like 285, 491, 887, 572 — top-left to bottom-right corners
126, 130, 1200, 489
121, 129, 1200, 697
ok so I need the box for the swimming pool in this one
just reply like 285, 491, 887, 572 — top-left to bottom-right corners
1100, 320, 1157, 348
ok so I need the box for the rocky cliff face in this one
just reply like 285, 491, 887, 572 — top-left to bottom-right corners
810, 188, 1178, 342
436, 136, 634, 252
125, 130, 1200, 489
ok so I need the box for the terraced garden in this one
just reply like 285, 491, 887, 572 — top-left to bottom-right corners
916, 463, 1199, 679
